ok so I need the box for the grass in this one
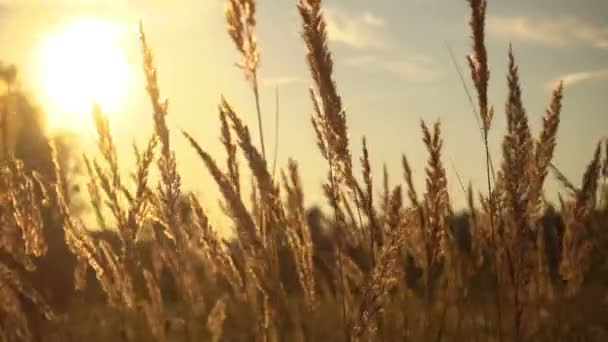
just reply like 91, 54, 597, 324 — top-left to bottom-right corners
1, 0, 608, 341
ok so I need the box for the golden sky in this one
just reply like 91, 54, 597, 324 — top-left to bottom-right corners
1, 0, 607, 225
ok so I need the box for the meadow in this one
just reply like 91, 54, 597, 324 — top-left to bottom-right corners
1, 0, 608, 341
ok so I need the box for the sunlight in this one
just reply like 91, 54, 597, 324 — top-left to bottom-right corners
38, 18, 131, 131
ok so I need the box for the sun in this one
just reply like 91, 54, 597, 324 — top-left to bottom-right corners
38, 18, 131, 131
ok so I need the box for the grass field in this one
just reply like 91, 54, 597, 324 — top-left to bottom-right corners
1, 0, 608, 341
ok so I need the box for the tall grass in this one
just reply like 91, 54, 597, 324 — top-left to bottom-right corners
1, 0, 608, 341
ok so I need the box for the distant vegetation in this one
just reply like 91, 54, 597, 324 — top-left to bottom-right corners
1, 0, 607, 341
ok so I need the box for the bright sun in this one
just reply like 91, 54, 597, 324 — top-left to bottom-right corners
39, 18, 131, 131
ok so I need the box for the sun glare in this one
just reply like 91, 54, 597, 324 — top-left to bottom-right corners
38, 18, 131, 131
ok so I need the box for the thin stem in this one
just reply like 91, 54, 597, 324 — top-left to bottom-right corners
448, 155, 468, 197
252, 70, 266, 160
599, 175, 606, 209
351, 188, 366, 263
483, 131, 503, 342
336, 237, 349, 342
600, 138, 607, 209
272, 86, 279, 177
446, 42, 484, 141
451, 22, 504, 337
329, 161, 350, 342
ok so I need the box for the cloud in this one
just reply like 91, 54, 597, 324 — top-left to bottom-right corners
261, 76, 302, 87
488, 15, 608, 49
545, 69, 608, 90
383, 56, 440, 82
324, 7, 438, 82
344, 54, 440, 82
324, 7, 388, 49
344, 55, 377, 66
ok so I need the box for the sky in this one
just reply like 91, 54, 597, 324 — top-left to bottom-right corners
0, 0, 607, 225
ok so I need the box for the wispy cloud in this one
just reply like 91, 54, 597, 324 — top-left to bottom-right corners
344, 54, 440, 82
545, 69, 608, 90
325, 6, 438, 82
324, 7, 388, 49
488, 15, 608, 49
384, 56, 441, 82
344, 55, 377, 67
261, 76, 302, 87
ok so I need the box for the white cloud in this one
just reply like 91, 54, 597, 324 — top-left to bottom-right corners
488, 15, 608, 49
344, 54, 440, 82
384, 56, 440, 82
324, 7, 388, 49
261, 76, 302, 87
323, 7, 438, 82
545, 69, 608, 91
344, 55, 377, 66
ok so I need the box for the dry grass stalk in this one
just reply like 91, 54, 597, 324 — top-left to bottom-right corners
560, 143, 602, 295
189, 194, 245, 300
2, 0, 607, 341
139, 24, 183, 249
207, 295, 228, 342
53, 143, 131, 306
352, 187, 405, 340
186, 126, 285, 339
422, 120, 452, 232
272, 86, 280, 177
466, 1, 505, 337
576, 143, 603, 215
298, 0, 353, 186
341, 192, 358, 232
3, 160, 48, 261
530, 83, 563, 218
420, 120, 459, 337
497, 47, 536, 340
184, 131, 261, 253
83, 156, 107, 231
297, 4, 357, 337
550, 163, 578, 195
282, 159, 317, 310
225, 0, 266, 160
221, 98, 281, 227
129, 135, 157, 222
141, 269, 167, 342
219, 98, 304, 338
88, 106, 160, 308
220, 99, 280, 277
360, 138, 380, 260
0, 158, 54, 341
220, 106, 241, 196
599, 139, 607, 208
418, 121, 452, 300
466, 0, 493, 133
217, 99, 285, 278
402, 154, 434, 294
90, 105, 132, 256
225, 0, 259, 79
139, 29, 210, 339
